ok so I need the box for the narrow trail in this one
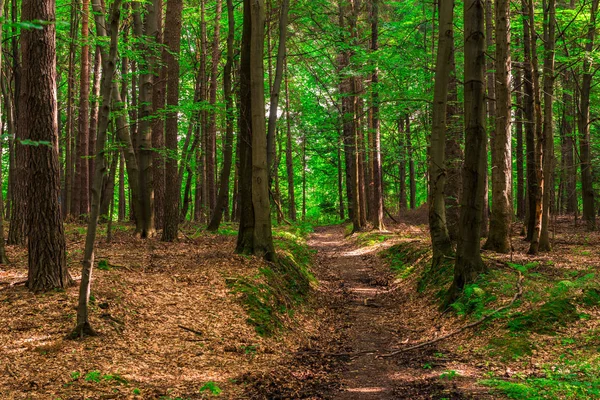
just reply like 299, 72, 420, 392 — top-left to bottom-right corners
308, 225, 399, 399
307, 225, 493, 400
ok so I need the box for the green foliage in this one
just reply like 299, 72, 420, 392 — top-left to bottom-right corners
450, 284, 497, 319
97, 260, 111, 271
482, 356, 600, 399
199, 381, 222, 396
439, 370, 460, 380
383, 242, 430, 282
84, 370, 102, 383
507, 299, 580, 335
82, 370, 128, 385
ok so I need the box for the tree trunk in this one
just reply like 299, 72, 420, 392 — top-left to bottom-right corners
75, 0, 91, 219
249, 0, 275, 260
539, 0, 556, 251
448, 0, 487, 302
407, 115, 416, 210
22, 0, 72, 292
483, 0, 512, 253
515, 60, 525, 219
207, 0, 236, 231
71, 0, 121, 337
161, 0, 183, 242
561, 71, 577, 214
526, 0, 545, 255
578, 0, 598, 230
89, 47, 101, 197
369, 0, 384, 231
152, 0, 165, 230
429, 0, 454, 266
284, 61, 297, 221
0, 0, 10, 264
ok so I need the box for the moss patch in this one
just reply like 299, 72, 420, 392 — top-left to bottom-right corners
507, 299, 580, 335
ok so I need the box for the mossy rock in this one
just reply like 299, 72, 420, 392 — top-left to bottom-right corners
488, 333, 534, 361
507, 299, 579, 334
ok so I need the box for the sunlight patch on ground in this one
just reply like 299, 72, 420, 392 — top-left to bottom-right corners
346, 386, 387, 393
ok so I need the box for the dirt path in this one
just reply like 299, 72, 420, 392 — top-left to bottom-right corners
307, 225, 492, 399
308, 225, 399, 398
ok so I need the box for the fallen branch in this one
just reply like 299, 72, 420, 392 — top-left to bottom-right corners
380, 272, 524, 358
384, 207, 399, 223
0, 280, 27, 291
178, 325, 203, 336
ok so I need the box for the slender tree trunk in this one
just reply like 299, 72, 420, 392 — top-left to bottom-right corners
205, 0, 222, 219
118, 152, 125, 221
76, 0, 91, 218
448, 0, 487, 302
398, 118, 407, 212
445, 39, 462, 241
89, 48, 101, 196
578, 0, 598, 230
483, 0, 512, 253
71, 0, 121, 337
207, 0, 236, 231
267, 0, 290, 180
523, 0, 535, 240
284, 61, 297, 221
539, 0, 556, 251
561, 71, 576, 214
0, 0, 9, 264
369, 0, 384, 231
23, 0, 72, 292
161, 0, 183, 242
515, 61, 525, 219
64, 0, 78, 220
429, 0, 454, 266
152, 0, 165, 231
134, 0, 159, 238
526, 0, 544, 254
407, 115, 416, 209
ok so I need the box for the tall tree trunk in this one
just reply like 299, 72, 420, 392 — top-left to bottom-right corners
161, 0, 183, 242
152, 0, 165, 230
398, 118, 407, 212
206, 0, 222, 219
266, 0, 290, 180
578, 0, 598, 230
71, 0, 121, 337
448, 0, 487, 302
484, 0, 512, 253
89, 48, 101, 197
118, 152, 125, 221
134, 0, 159, 237
407, 115, 416, 209
23, 0, 72, 292
523, 0, 535, 240
429, 0, 454, 267
284, 61, 297, 221
0, 0, 9, 264
561, 71, 577, 214
64, 0, 78, 220
445, 39, 462, 241
515, 60, 525, 219
249, 0, 275, 260
369, 0, 384, 231
207, 0, 236, 231
539, 0, 556, 251
526, 0, 545, 255
76, 0, 91, 218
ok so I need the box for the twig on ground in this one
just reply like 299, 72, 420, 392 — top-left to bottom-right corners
0, 280, 27, 291
178, 229, 194, 242
379, 272, 524, 358
178, 325, 203, 336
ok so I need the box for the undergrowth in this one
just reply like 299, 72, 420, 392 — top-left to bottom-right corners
228, 223, 315, 336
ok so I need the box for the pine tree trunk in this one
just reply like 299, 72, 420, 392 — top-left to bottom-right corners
152, 0, 165, 230
284, 61, 297, 221
23, 0, 72, 292
515, 61, 525, 220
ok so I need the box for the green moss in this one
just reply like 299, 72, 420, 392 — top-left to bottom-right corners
507, 299, 580, 334
488, 333, 534, 361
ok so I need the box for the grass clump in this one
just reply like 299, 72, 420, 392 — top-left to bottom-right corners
488, 334, 535, 361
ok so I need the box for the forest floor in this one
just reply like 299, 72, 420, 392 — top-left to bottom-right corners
1, 213, 599, 399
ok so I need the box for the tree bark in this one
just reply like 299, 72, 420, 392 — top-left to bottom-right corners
284, 61, 297, 221
428, 0, 454, 266
207, 0, 236, 231
483, 0, 512, 253
72, 0, 121, 337
448, 0, 487, 302
161, 0, 184, 242
539, 0, 556, 251
578, 0, 598, 230
22, 0, 73, 292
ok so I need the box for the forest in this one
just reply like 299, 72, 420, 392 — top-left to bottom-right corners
2, 0, 600, 398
